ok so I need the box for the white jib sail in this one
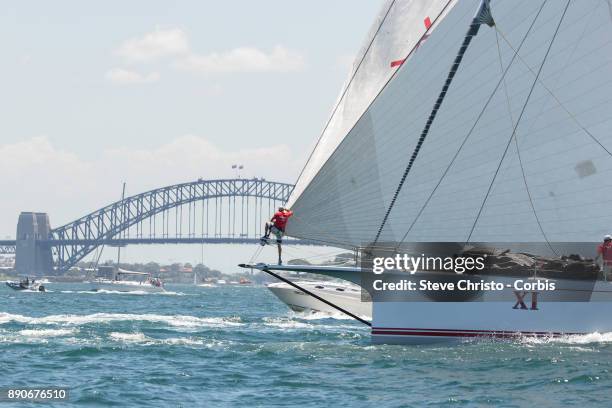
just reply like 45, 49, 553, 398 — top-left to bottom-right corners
286, 0, 612, 249
288, 0, 457, 208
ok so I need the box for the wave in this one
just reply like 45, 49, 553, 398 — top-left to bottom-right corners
0, 312, 243, 328
263, 317, 313, 330
109, 331, 149, 342
160, 337, 205, 346
59, 289, 184, 296
19, 328, 77, 337
0, 328, 79, 344
262, 316, 364, 331
108, 332, 216, 347
520, 331, 612, 345
294, 311, 370, 322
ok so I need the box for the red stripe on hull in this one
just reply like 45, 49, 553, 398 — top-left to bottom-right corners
372, 328, 583, 338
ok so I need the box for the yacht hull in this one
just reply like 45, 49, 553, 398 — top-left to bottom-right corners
267, 282, 371, 319
372, 282, 612, 344
91, 281, 164, 293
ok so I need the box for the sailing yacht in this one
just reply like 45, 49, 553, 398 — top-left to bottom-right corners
91, 269, 164, 293
244, 0, 612, 343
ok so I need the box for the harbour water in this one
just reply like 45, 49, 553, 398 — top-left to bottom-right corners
2, 283, 612, 407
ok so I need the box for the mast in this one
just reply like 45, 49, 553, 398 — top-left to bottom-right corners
117, 181, 126, 269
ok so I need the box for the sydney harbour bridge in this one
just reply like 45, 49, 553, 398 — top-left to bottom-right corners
0, 178, 308, 275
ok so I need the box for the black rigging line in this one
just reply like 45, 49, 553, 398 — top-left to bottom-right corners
395, 0, 549, 250
495, 27, 612, 159
465, 0, 572, 244
374, 0, 495, 244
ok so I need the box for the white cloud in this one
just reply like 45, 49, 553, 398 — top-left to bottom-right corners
116, 27, 190, 62
103, 135, 295, 184
105, 68, 160, 84
174, 45, 305, 74
113, 28, 305, 76
0, 136, 298, 235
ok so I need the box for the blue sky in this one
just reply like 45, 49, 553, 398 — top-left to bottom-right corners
1, 1, 380, 157
0, 1, 382, 270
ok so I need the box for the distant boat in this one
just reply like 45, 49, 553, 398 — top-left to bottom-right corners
267, 281, 371, 319
5, 279, 45, 292
91, 269, 164, 293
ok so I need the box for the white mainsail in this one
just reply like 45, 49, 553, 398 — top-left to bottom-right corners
286, 0, 612, 249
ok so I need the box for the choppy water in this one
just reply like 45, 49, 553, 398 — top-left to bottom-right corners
1, 283, 612, 407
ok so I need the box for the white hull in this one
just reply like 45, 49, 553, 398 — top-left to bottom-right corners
267, 281, 371, 319
243, 264, 612, 344
372, 280, 612, 344
91, 280, 164, 293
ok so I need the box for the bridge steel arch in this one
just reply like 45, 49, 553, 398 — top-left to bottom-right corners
51, 179, 294, 273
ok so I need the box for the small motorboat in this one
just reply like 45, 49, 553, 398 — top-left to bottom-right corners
5, 279, 46, 292
267, 280, 370, 319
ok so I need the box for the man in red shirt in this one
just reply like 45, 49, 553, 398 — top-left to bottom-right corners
262, 207, 294, 265
596, 235, 612, 281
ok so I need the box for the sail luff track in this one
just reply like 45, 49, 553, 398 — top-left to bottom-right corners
373, 0, 495, 244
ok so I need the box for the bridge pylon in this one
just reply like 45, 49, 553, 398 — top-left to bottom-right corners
15, 212, 54, 276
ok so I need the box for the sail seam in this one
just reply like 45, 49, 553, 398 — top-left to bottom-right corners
495, 29, 558, 256
394, 0, 548, 249
466, 0, 572, 244
494, 26, 612, 159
